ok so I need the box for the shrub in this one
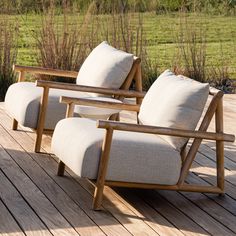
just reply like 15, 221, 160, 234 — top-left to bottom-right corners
208, 66, 234, 93
142, 58, 160, 90
32, 1, 236, 93
34, 0, 150, 87
81, 1, 152, 90
173, 11, 207, 83
0, 17, 18, 101
207, 37, 234, 93
33, 0, 89, 82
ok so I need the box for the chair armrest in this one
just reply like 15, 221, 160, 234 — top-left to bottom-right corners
60, 96, 140, 112
36, 80, 146, 98
97, 120, 235, 142
14, 65, 78, 78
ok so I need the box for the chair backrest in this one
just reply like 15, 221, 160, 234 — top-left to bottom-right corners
76, 41, 141, 96
138, 70, 209, 151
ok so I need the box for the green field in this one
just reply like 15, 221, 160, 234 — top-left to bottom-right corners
14, 12, 236, 79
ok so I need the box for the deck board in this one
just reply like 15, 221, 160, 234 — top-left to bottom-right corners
0, 94, 236, 236
0, 197, 25, 236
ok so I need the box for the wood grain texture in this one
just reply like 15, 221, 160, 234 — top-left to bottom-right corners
104, 181, 222, 193
97, 120, 234, 142
70, 173, 163, 236
193, 151, 236, 196
184, 173, 236, 234
0, 106, 132, 236
36, 80, 145, 98
14, 64, 78, 78
139, 190, 209, 236
0, 112, 161, 236
0, 120, 107, 235
215, 97, 225, 191
0, 128, 80, 236
0, 191, 27, 236
61, 97, 140, 112
0, 94, 236, 236
158, 190, 235, 235
93, 128, 114, 210
35, 87, 49, 152
115, 188, 185, 236
0, 149, 51, 236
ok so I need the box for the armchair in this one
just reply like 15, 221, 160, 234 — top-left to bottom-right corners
51, 70, 235, 210
4, 41, 142, 152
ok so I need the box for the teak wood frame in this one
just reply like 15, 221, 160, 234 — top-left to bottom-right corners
57, 88, 235, 210
12, 57, 143, 152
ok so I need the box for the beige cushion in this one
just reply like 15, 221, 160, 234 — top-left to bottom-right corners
4, 82, 88, 129
76, 41, 133, 96
5, 42, 134, 130
138, 70, 209, 151
74, 97, 122, 120
52, 118, 182, 185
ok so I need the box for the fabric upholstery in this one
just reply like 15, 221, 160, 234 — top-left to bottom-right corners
76, 41, 133, 96
4, 82, 88, 129
5, 42, 135, 130
138, 70, 209, 151
52, 118, 182, 185
74, 97, 122, 120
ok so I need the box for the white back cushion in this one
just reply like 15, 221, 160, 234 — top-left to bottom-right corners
138, 70, 209, 150
76, 41, 133, 96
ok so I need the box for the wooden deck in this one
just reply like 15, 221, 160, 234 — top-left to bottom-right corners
0, 95, 236, 236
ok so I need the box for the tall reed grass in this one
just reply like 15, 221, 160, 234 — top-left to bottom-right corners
0, 17, 18, 101
34, 0, 158, 86
33, 1, 89, 82
172, 10, 234, 91
29, 0, 236, 92
173, 11, 207, 83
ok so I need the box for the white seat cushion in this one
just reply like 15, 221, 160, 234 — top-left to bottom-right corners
4, 82, 88, 129
52, 118, 182, 185
138, 70, 209, 151
76, 41, 133, 96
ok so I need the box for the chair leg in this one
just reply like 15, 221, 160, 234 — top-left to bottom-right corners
92, 128, 114, 210
35, 87, 49, 153
34, 130, 43, 153
93, 184, 105, 210
216, 140, 224, 191
116, 113, 120, 121
57, 161, 65, 176
215, 97, 224, 192
12, 119, 18, 130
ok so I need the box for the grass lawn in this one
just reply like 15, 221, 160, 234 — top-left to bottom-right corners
12, 12, 236, 79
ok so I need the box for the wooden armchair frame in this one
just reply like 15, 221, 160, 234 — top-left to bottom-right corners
57, 87, 235, 210
12, 57, 142, 152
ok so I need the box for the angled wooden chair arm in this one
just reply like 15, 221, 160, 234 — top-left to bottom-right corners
97, 120, 235, 142
36, 80, 146, 98
59, 96, 140, 113
13, 64, 78, 82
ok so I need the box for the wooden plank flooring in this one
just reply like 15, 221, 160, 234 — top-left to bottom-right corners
0, 94, 236, 236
